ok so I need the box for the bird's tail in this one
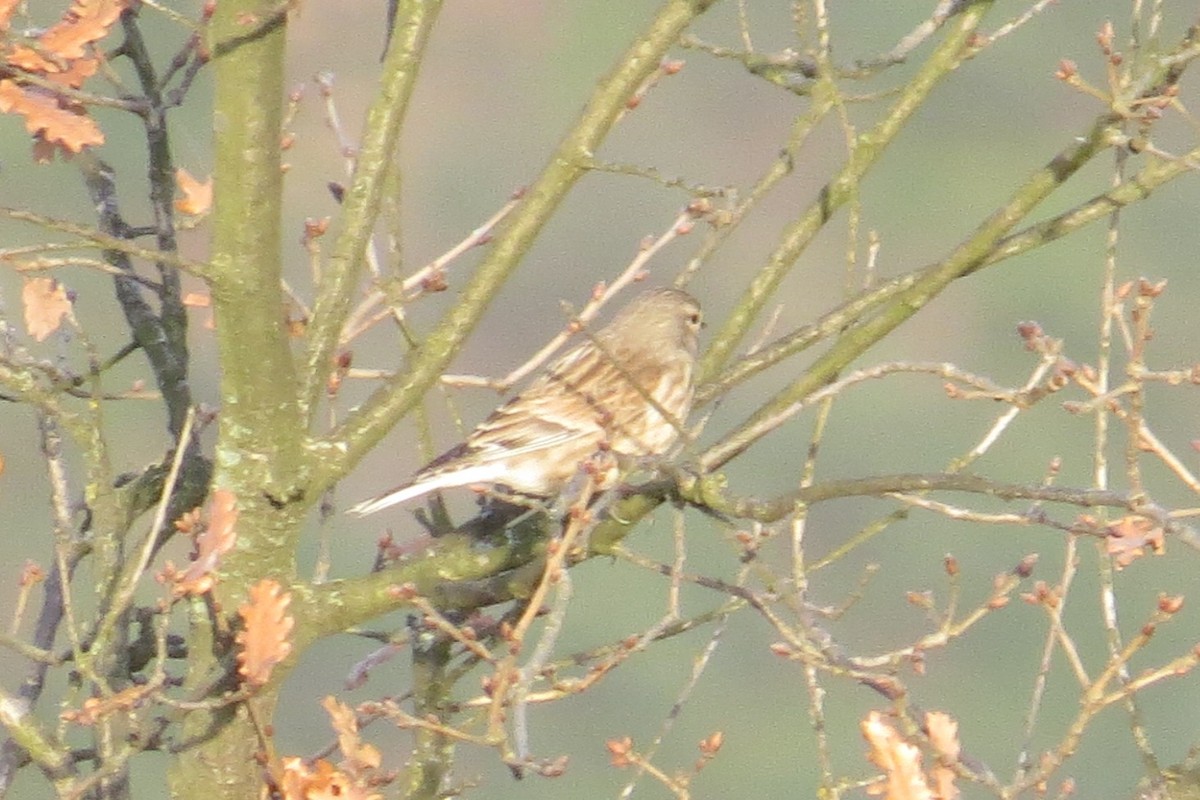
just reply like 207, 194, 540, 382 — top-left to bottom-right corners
346, 462, 506, 516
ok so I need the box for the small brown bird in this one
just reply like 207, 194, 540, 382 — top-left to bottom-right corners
348, 287, 702, 516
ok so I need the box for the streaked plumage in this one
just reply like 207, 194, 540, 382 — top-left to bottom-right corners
348, 287, 702, 516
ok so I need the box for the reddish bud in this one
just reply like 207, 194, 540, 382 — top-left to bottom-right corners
698, 731, 724, 755
1055, 59, 1077, 80
388, 583, 418, 600
1139, 278, 1167, 297
907, 591, 934, 609
304, 217, 329, 239
606, 737, 634, 768
1158, 594, 1184, 615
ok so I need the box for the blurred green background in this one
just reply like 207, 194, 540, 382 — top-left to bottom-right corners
3, 2, 1200, 797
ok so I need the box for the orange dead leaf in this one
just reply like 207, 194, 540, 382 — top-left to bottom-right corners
929, 764, 960, 800
166, 489, 238, 597
175, 168, 213, 215
277, 757, 381, 800
1106, 515, 1165, 569
22, 275, 73, 341
173, 507, 203, 535
0, 80, 104, 156
236, 578, 295, 687
62, 683, 154, 726
35, 0, 127, 62
0, 0, 20, 30
322, 696, 382, 771
925, 711, 960, 763
862, 711, 934, 800
0, 0, 125, 159
47, 57, 102, 89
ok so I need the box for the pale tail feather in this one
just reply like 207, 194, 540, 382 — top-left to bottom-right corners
346, 462, 507, 516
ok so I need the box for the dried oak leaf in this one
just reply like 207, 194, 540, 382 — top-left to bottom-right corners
0, 0, 20, 30
62, 683, 154, 726
175, 168, 213, 215
7, 48, 100, 86
21, 275, 72, 341
33, 0, 127, 62
925, 711, 960, 763
1106, 515, 1165, 569
236, 578, 295, 687
0, 80, 104, 156
42, 56, 101, 90
322, 696, 382, 771
0, 0, 124, 158
930, 764, 960, 800
167, 488, 238, 596
278, 757, 381, 800
862, 711, 934, 800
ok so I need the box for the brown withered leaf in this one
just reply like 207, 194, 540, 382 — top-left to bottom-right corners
1106, 515, 1165, 569
925, 711, 960, 763
236, 579, 295, 687
0, 81, 104, 157
21, 275, 73, 341
8, 50, 100, 88
169, 489, 238, 597
277, 757, 381, 800
175, 168, 213, 215
930, 764, 960, 800
0, 0, 20, 29
862, 711, 934, 800
32, 0, 127, 63
62, 683, 154, 726
41, 56, 101, 89
0, 1, 124, 160
322, 696, 382, 771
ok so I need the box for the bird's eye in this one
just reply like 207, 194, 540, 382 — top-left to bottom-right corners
688, 312, 702, 326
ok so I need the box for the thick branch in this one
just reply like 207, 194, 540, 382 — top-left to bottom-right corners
300, 0, 444, 422
675, 470, 1158, 525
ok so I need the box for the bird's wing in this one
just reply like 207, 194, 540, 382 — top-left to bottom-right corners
457, 396, 600, 461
